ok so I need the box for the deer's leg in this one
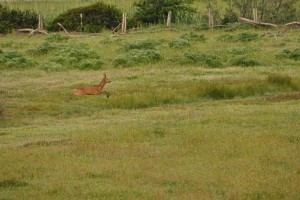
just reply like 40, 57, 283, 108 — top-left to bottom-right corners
99, 91, 110, 98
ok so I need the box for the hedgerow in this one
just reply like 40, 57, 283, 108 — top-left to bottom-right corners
47, 2, 122, 33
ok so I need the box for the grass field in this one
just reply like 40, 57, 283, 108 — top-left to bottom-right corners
0, 22, 300, 199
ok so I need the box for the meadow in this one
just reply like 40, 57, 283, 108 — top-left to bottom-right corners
0, 3, 300, 199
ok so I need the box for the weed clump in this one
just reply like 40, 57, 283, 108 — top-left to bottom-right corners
267, 73, 294, 88
169, 39, 191, 49
113, 49, 162, 67
218, 32, 259, 42
230, 55, 261, 67
125, 39, 159, 50
28, 42, 104, 71
0, 50, 35, 69
275, 48, 300, 61
46, 34, 70, 43
180, 32, 207, 42
183, 52, 223, 68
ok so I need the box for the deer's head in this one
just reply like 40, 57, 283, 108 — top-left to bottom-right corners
102, 73, 111, 84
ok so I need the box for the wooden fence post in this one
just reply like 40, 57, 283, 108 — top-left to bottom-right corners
121, 13, 127, 33
37, 15, 43, 30
167, 11, 172, 28
253, 8, 258, 22
80, 13, 83, 27
208, 9, 214, 28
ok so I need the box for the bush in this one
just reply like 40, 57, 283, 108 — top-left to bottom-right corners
179, 32, 207, 42
113, 49, 163, 67
218, 32, 259, 42
47, 2, 122, 33
222, 8, 239, 25
183, 52, 223, 68
132, 0, 195, 25
28, 42, 104, 70
275, 48, 300, 61
230, 55, 261, 67
0, 50, 35, 69
169, 39, 191, 49
0, 4, 38, 34
46, 34, 70, 43
125, 39, 159, 50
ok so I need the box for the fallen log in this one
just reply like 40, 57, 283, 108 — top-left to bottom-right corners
283, 22, 300, 28
239, 17, 278, 27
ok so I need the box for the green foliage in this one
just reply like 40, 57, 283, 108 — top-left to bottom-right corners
222, 8, 239, 24
179, 32, 207, 42
275, 48, 300, 61
230, 55, 261, 67
223, 0, 298, 24
132, 0, 196, 25
0, 4, 38, 34
267, 73, 294, 88
218, 32, 259, 42
113, 49, 163, 67
28, 42, 103, 71
0, 50, 35, 69
124, 39, 159, 50
47, 2, 122, 32
169, 39, 191, 49
183, 52, 223, 68
46, 34, 70, 43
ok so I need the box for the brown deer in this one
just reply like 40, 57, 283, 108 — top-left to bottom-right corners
68, 74, 111, 101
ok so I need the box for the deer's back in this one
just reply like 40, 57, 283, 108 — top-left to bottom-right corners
72, 86, 100, 96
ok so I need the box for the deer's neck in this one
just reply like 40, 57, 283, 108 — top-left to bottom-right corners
97, 80, 106, 91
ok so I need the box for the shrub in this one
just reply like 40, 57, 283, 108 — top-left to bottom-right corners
132, 0, 195, 25
125, 39, 159, 50
46, 34, 69, 43
183, 52, 223, 68
230, 55, 261, 67
0, 50, 35, 69
47, 2, 122, 32
222, 8, 239, 25
29, 42, 104, 70
275, 48, 300, 61
218, 32, 259, 42
0, 4, 38, 34
179, 32, 207, 42
169, 39, 191, 49
113, 49, 163, 67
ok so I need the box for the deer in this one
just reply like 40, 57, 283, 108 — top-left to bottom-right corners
68, 74, 111, 101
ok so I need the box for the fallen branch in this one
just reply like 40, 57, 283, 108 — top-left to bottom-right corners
239, 17, 278, 27
18, 28, 34, 33
29, 29, 49, 36
57, 23, 71, 36
283, 21, 300, 28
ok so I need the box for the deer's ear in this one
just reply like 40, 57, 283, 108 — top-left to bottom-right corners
103, 73, 106, 78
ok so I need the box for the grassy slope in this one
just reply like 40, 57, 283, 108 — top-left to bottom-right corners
0, 28, 300, 199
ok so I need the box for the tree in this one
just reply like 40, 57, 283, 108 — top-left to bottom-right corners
132, 0, 195, 25
47, 2, 122, 33
0, 4, 38, 34
223, 0, 298, 24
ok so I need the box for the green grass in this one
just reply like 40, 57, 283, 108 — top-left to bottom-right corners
0, 27, 300, 199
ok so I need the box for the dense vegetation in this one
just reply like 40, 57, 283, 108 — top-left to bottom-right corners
47, 2, 122, 33
0, 4, 38, 34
